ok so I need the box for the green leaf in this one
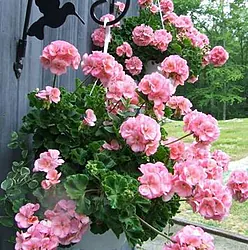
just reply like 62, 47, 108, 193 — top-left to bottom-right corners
1, 179, 14, 191
56, 135, 71, 145
64, 174, 89, 199
0, 216, 14, 227
104, 126, 115, 134
70, 148, 87, 165
7, 141, 18, 149
21, 150, 28, 159
28, 180, 39, 189
20, 167, 30, 176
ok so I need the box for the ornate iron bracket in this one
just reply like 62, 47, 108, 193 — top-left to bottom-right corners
13, 0, 130, 79
90, 0, 130, 26
13, 0, 33, 79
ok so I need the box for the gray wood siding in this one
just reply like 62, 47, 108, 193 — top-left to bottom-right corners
0, 0, 138, 248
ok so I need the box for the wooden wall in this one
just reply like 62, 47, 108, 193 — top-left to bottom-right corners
0, 0, 138, 248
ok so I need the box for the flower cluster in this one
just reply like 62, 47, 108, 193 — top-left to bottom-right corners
159, 55, 189, 86
166, 96, 192, 116
40, 40, 81, 75
33, 149, 64, 190
36, 86, 61, 104
120, 114, 161, 156
163, 225, 215, 250
116, 42, 133, 58
183, 110, 220, 144
15, 200, 90, 250
138, 162, 173, 199
189, 180, 232, 221
138, 72, 175, 119
227, 170, 248, 203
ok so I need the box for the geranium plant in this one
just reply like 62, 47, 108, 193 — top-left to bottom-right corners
1, 1, 247, 250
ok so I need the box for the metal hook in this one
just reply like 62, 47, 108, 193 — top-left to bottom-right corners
90, 0, 130, 26
13, 0, 33, 79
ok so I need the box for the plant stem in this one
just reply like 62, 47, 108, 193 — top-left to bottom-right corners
163, 132, 193, 146
53, 75, 57, 88
85, 189, 100, 194
73, 75, 91, 94
90, 79, 99, 96
137, 216, 173, 242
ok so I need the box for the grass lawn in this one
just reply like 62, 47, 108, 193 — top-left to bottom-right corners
164, 118, 248, 236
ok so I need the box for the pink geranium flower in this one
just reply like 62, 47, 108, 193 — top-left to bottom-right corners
41, 170, 62, 190
167, 96, 192, 116
164, 225, 215, 250
208, 46, 229, 67
152, 29, 172, 52
150, 4, 159, 14
132, 24, 154, 47
115, 1, 125, 12
227, 170, 248, 202
40, 40, 81, 75
91, 27, 109, 48
36, 86, 61, 104
159, 55, 189, 86
160, 0, 174, 14
83, 109, 97, 127
33, 149, 64, 173
102, 140, 121, 151
15, 203, 40, 229
183, 110, 220, 144
81, 51, 125, 87
120, 114, 161, 156
138, 0, 153, 7
116, 42, 133, 58
125, 56, 143, 75
138, 162, 173, 199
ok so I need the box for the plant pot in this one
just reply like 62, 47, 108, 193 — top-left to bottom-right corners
58, 229, 132, 250
145, 60, 161, 75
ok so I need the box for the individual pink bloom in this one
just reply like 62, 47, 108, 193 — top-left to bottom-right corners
102, 140, 121, 151
164, 225, 215, 250
132, 24, 154, 47
188, 75, 199, 83
83, 109, 97, 127
138, 0, 153, 7
227, 170, 248, 203
189, 180, 232, 221
212, 150, 230, 172
116, 42, 133, 58
159, 55, 189, 86
163, 138, 185, 161
100, 14, 120, 27
138, 72, 175, 108
160, 0, 174, 14
106, 80, 125, 101
50, 58, 68, 75
150, 4, 159, 14
120, 114, 161, 156
33, 149, 64, 173
153, 103, 165, 120
81, 51, 125, 87
40, 40, 81, 75
15, 203, 40, 229
185, 28, 209, 49
167, 96, 192, 116
174, 15, 193, 30
36, 86, 61, 104
163, 12, 178, 23
91, 27, 109, 48
115, 1, 125, 12
138, 162, 173, 199
44, 200, 90, 245
183, 110, 220, 144
152, 29, 172, 52
208, 46, 229, 67
202, 159, 224, 181
41, 170, 61, 190
125, 56, 143, 75
173, 180, 193, 197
